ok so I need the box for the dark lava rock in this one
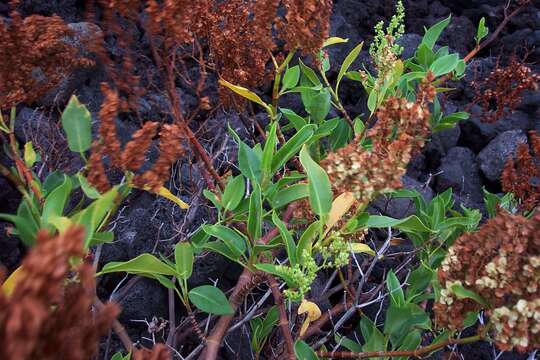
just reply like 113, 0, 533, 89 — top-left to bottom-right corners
37, 22, 102, 107
477, 130, 528, 182
372, 176, 434, 219
116, 277, 168, 324
436, 147, 484, 208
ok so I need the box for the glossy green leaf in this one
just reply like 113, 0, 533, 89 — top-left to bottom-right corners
299, 145, 332, 216
175, 242, 194, 280
262, 122, 278, 181
203, 224, 247, 256
294, 340, 320, 360
61, 95, 92, 153
98, 253, 177, 277
307, 89, 331, 123
222, 176, 245, 211
271, 183, 309, 208
475, 17, 489, 45
299, 60, 321, 86
336, 42, 363, 94
421, 15, 451, 50
77, 173, 101, 199
448, 282, 489, 307
203, 241, 242, 262
429, 54, 459, 77
296, 221, 319, 265
73, 186, 119, 248
280, 108, 307, 132
254, 263, 299, 288
248, 184, 262, 240
238, 142, 262, 183
271, 124, 316, 173
188, 285, 234, 315
282, 65, 300, 91
272, 211, 296, 266
42, 175, 72, 224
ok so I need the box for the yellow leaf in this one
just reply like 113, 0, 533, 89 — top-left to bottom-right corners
157, 186, 189, 209
48, 215, 73, 233
24, 141, 38, 167
218, 78, 270, 110
323, 37, 349, 48
349, 243, 376, 257
324, 192, 355, 236
1, 266, 24, 297
298, 299, 322, 337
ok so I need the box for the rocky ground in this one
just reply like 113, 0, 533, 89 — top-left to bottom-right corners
0, 0, 539, 359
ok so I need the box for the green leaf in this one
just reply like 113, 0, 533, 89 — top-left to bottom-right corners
294, 340, 320, 360
429, 53, 459, 77
203, 241, 242, 262
299, 146, 332, 216
203, 224, 247, 257
296, 221, 319, 265
330, 119, 352, 151
307, 89, 331, 123
367, 89, 378, 114
406, 264, 434, 301
421, 15, 451, 50
271, 124, 316, 174
89, 231, 114, 245
262, 122, 278, 181
43, 171, 65, 195
271, 183, 309, 208
189, 285, 234, 315
272, 211, 297, 267
367, 215, 431, 233
386, 270, 405, 306
384, 303, 431, 347
175, 242, 194, 280
475, 17, 489, 45
448, 282, 489, 307
42, 175, 72, 224
61, 95, 92, 153
77, 173, 101, 199
359, 316, 386, 354
98, 253, 177, 277
222, 176, 245, 211
248, 183, 262, 240
254, 263, 299, 288
72, 186, 119, 248
238, 142, 262, 183
282, 65, 300, 91
353, 117, 365, 136
24, 142, 39, 167
299, 60, 321, 86
280, 108, 307, 132
336, 42, 364, 94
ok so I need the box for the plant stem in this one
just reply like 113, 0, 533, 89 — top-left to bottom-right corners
200, 204, 297, 360
267, 274, 296, 360
320, 70, 354, 128
317, 325, 491, 359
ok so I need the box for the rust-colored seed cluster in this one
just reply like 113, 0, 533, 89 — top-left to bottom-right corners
0, 227, 119, 360
210, 0, 332, 100
0, 1, 88, 109
473, 58, 540, 123
434, 211, 540, 352
321, 75, 435, 207
88, 86, 185, 193
501, 131, 540, 211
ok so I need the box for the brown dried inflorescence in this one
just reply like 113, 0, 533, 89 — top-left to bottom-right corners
434, 211, 540, 352
210, 0, 332, 100
501, 131, 540, 212
0, 226, 119, 360
0, 1, 88, 109
321, 75, 435, 207
472, 57, 540, 123
88, 85, 185, 193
